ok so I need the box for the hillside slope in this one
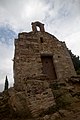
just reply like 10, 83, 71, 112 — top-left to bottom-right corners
0, 76, 80, 120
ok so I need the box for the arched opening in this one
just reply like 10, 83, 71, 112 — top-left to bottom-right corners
36, 26, 40, 31
31, 21, 45, 32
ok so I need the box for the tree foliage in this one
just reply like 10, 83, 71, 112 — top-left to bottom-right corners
68, 50, 80, 74
4, 76, 9, 91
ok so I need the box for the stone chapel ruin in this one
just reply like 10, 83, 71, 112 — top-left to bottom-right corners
0, 21, 79, 119
12, 22, 77, 117
1, 18, 80, 120
14, 21, 76, 91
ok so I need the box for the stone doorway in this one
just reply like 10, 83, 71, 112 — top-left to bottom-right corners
41, 55, 57, 79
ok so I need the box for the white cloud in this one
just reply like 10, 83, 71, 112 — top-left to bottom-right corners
0, 41, 14, 87
64, 31, 80, 56
0, 0, 80, 91
0, 0, 50, 31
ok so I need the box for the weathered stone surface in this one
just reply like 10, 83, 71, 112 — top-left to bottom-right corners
0, 77, 80, 120
58, 109, 73, 117
9, 91, 31, 117
43, 115, 50, 120
0, 91, 10, 118
69, 76, 80, 83
0, 21, 79, 120
13, 21, 76, 91
9, 80, 56, 117
50, 112, 60, 120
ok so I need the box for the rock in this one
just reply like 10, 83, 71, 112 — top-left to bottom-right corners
25, 80, 56, 117
9, 80, 56, 118
69, 76, 80, 83
56, 92, 74, 109
0, 91, 10, 118
43, 115, 50, 120
8, 87, 16, 97
50, 112, 60, 120
9, 92, 31, 117
59, 109, 73, 117
66, 86, 74, 90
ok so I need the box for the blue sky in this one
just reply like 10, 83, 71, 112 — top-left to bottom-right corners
0, 0, 80, 91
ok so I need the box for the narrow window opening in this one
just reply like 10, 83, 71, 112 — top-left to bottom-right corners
40, 37, 43, 43
58, 56, 60, 58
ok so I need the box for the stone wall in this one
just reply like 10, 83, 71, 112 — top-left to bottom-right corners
13, 21, 76, 90
0, 22, 79, 120
9, 80, 56, 117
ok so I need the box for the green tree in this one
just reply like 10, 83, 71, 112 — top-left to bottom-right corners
68, 50, 80, 74
4, 76, 9, 90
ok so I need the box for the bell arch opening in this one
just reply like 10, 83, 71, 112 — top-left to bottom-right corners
36, 26, 40, 31
31, 21, 45, 32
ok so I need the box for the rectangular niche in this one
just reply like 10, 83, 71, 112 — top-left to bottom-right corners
41, 55, 57, 80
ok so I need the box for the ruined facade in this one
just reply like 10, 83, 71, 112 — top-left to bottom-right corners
0, 21, 78, 119
14, 21, 76, 91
